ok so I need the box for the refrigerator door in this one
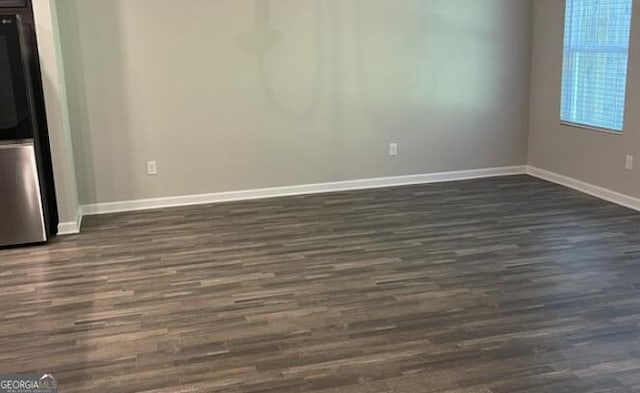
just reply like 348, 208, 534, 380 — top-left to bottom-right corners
0, 140, 46, 247
0, 15, 32, 140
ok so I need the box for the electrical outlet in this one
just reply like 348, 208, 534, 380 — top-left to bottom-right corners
626, 155, 634, 171
389, 143, 399, 156
147, 161, 158, 175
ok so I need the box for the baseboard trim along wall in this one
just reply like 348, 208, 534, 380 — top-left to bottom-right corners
57, 206, 84, 235
80, 166, 527, 218
58, 165, 640, 236
526, 166, 640, 212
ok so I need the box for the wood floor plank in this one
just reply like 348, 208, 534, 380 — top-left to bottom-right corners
2, 175, 640, 393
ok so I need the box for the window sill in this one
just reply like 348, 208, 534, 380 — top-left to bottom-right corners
560, 121, 622, 136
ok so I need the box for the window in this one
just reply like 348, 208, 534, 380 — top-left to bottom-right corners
561, 0, 633, 132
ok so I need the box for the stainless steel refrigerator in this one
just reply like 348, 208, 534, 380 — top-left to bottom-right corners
0, 14, 49, 247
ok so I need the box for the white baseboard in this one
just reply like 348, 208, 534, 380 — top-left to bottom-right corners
81, 165, 527, 216
57, 207, 84, 235
526, 166, 640, 212
62, 165, 640, 235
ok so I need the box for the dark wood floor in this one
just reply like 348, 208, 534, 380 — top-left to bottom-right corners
3, 175, 640, 393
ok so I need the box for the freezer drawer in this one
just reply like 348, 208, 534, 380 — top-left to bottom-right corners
0, 140, 46, 247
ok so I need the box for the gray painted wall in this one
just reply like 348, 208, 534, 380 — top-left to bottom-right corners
528, 0, 640, 197
56, 0, 531, 205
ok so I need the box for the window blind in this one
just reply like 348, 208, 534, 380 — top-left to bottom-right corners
561, 0, 633, 132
